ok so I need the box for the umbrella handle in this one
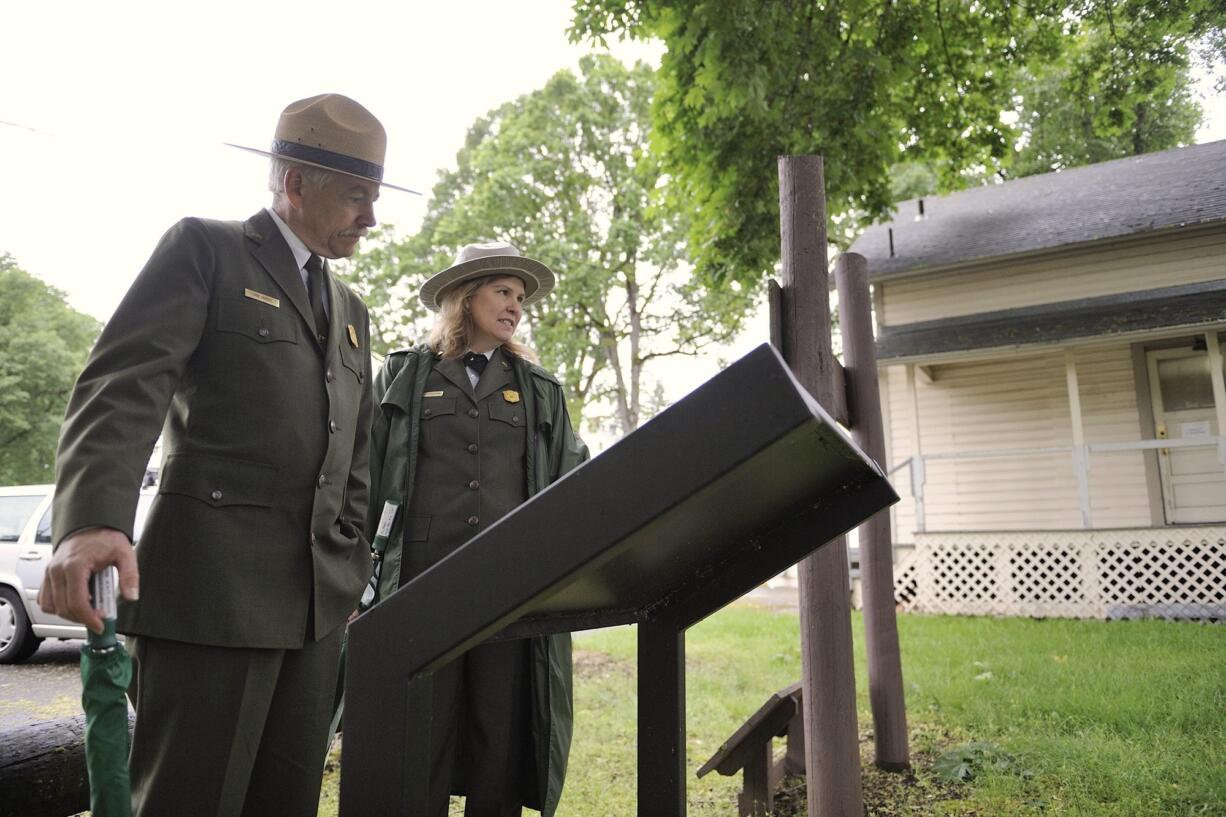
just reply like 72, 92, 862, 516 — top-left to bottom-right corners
89, 569, 121, 650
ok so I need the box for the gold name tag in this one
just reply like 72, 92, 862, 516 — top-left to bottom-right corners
503, 389, 520, 404
244, 288, 280, 308
424, 390, 445, 398
347, 324, 360, 348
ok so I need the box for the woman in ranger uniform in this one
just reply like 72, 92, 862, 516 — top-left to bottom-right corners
366, 241, 588, 817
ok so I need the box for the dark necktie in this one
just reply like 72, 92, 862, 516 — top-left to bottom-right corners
305, 254, 328, 345
463, 351, 488, 375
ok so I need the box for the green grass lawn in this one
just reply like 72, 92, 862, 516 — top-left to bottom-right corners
320, 606, 1225, 816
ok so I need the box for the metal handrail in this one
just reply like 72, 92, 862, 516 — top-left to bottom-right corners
890, 436, 1224, 532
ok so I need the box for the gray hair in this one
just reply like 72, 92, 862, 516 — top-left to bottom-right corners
268, 157, 339, 198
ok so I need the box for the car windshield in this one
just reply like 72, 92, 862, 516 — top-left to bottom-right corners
0, 495, 45, 542
133, 493, 155, 541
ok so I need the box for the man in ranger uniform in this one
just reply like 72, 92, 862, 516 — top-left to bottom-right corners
38, 93, 415, 817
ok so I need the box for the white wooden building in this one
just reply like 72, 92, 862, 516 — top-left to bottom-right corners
848, 140, 1226, 620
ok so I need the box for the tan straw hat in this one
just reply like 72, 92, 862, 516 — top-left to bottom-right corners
228, 93, 418, 194
420, 241, 556, 312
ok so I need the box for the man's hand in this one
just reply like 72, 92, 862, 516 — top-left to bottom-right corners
38, 528, 139, 634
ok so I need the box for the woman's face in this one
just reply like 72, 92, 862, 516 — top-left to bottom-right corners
467, 275, 526, 352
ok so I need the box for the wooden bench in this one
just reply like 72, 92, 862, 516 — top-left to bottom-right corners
697, 682, 805, 816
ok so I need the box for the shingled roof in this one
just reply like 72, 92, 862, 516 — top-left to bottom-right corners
849, 140, 1226, 279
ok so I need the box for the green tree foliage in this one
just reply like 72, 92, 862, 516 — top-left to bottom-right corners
0, 255, 100, 484
339, 55, 754, 434
1009, 28, 1203, 177
569, 0, 1226, 284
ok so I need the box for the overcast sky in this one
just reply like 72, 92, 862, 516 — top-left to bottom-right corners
0, 0, 662, 321
2, 1, 1222, 336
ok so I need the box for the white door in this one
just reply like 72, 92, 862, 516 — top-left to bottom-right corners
1146, 345, 1226, 524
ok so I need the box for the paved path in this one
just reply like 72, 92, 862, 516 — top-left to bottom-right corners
0, 639, 85, 731
735, 583, 800, 611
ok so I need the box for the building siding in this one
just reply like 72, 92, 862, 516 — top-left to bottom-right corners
878, 226, 1226, 327
884, 343, 1151, 539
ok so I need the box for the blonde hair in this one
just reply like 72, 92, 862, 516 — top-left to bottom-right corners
427, 275, 539, 363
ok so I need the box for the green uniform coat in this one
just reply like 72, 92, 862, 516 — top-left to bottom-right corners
54, 209, 373, 647
368, 344, 588, 817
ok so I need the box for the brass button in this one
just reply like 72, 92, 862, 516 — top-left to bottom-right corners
467, 408, 479, 419
318, 474, 327, 488
467, 443, 478, 454
512, 414, 520, 423
329, 420, 338, 433
318, 333, 327, 345
326, 370, 335, 383
466, 516, 479, 527
257, 327, 270, 338
210, 489, 223, 501
468, 480, 480, 490
423, 408, 432, 418
358, 370, 365, 382
310, 533, 318, 545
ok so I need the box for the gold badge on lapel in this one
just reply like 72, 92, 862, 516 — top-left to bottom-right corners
347, 324, 360, 348
502, 389, 521, 404
243, 288, 280, 308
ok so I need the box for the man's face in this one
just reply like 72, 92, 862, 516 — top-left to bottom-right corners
293, 171, 380, 259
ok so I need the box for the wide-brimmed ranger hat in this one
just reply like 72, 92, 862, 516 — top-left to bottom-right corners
420, 241, 556, 312
228, 93, 418, 194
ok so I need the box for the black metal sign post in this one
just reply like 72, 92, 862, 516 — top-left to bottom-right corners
639, 620, 686, 814
340, 344, 898, 816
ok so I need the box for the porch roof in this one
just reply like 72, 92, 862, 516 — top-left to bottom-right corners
876, 278, 1226, 361
851, 140, 1226, 280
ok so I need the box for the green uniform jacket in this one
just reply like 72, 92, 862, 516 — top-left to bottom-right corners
367, 344, 588, 817
53, 210, 373, 648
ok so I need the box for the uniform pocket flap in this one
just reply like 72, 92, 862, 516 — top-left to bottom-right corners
217, 296, 297, 344
159, 453, 278, 508
488, 400, 525, 427
421, 398, 456, 420
339, 343, 366, 382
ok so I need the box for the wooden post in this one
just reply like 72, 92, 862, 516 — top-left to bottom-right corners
1065, 348, 1093, 528
776, 154, 864, 817
834, 252, 911, 771
905, 365, 926, 533
1205, 331, 1226, 475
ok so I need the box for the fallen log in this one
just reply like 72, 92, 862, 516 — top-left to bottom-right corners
0, 713, 134, 817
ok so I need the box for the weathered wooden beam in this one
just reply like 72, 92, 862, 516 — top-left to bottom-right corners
777, 153, 864, 817
770, 281, 848, 426
835, 252, 911, 772
0, 713, 134, 817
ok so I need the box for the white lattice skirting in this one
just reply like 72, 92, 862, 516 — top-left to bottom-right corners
893, 528, 1225, 620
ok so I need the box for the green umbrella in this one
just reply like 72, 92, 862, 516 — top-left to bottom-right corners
81, 568, 133, 817
326, 500, 400, 758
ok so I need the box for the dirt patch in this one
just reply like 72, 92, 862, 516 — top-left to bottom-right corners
572, 648, 634, 680
769, 725, 969, 816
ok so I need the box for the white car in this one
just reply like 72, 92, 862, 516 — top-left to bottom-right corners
0, 484, 153, 663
